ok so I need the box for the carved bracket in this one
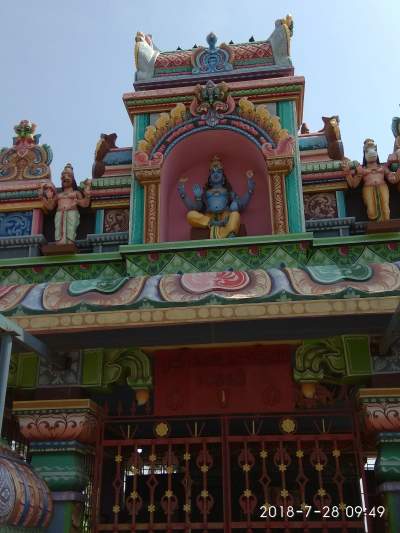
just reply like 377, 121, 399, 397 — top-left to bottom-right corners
294, 335, 371, 398
82, 347, 152, 391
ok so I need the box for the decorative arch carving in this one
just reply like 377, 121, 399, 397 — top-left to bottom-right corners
133, 82, 295, 242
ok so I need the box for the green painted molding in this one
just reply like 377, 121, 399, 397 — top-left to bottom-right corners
336, 191, 346, 218
32, 452, 89, 492
376, 433, 400, 484
0, 190, 39, 201
0, 251, 121, 268
2, 228, 400, 283
301, 160, 343, 174
130, 114, 149, 244
121, 232, 312, 255
92, 176, 132, 189
94, 209, 104, 234
277, 100, 305, 233
312, 232, 400, 247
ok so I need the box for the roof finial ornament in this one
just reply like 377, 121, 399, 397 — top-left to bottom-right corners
206, 32, 218, 50
192, 33, 233, 74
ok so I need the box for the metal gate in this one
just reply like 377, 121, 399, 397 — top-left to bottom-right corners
93, 411, 369, 532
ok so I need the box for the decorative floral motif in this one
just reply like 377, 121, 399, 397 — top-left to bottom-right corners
280, 417, 297, 434
303, 192, 338, 220
0, 212, 32, 237
286, 262, 400, 296
160, 269, 271, 302
42, 276, 146, 311
189, 80, 235, 126
361, 400, 400, 433
154, 422, 170, 438
104, 209, 129, 233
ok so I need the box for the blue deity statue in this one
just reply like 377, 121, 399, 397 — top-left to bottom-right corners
177, 155, 255, 238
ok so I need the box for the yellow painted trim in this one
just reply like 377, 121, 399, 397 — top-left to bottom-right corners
13, 398, 99, 411
92, 200, 129, 209
12, 296, 399, 335
144, 339, 301, 352
303, 183, 348, 193
358, 388, 400, 399
0, 201, 42, 212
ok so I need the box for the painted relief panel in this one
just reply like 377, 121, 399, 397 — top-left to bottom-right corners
0, 211, 32, 237
303, 192, 337, 220
104, 208, 129, 233
154, 346, 294, 416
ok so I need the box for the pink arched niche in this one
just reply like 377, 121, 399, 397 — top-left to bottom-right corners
159, 130, 272, 242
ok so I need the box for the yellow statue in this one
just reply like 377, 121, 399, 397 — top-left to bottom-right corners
177, 156, 255, 239
343, 139, 400, 221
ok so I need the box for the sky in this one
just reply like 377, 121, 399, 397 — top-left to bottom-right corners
1, 0, 399, 184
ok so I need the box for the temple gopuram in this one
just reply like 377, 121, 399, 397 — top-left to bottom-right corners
1, 15, 400, 532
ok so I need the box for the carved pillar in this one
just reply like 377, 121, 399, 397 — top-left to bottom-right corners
359, 388, 400, 533
266, 156, 293, 234
131, 114, 150, 244
276, 100, 305, 233
13, 399, 102, 533
135, 167, 161, 243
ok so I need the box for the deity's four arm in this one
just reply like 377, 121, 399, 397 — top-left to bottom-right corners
177, 155, 255, 239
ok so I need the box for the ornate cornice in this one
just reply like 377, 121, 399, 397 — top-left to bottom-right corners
11, 296, 400, 334
91, 199, 129, 209
0, 235, 46, 247
124, 79, 304, 118
92, 176, 132, 189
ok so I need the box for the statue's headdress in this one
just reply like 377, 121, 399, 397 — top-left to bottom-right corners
363, 138, 377, 152
61, 163, 78, 190
63, 162, 74, 173
209, 155, 223, 170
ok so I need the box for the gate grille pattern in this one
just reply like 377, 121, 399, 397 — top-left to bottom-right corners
94, 413, 367, 532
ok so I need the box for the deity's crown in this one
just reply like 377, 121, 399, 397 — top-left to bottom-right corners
363, 138, 377, 152
209, 155, 223, 170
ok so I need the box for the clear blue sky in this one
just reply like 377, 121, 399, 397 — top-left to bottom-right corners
1, 0, 399, 184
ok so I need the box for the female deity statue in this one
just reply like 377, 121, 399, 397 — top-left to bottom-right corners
177, 155, 255, 239
40, 163, 91, 244
342, 139, 400, 222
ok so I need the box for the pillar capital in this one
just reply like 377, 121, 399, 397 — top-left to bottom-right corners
13, 398, 101, 444
13, 399, 102, 532
358, 388, 400, 434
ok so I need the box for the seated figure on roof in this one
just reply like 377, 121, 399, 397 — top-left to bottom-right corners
177, 155, 255, 239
